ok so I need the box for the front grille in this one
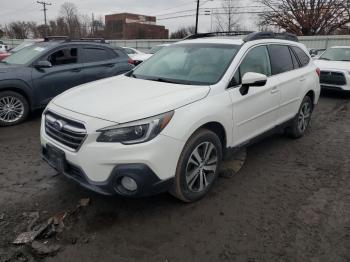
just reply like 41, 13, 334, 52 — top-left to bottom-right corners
320, 71, 346, 85
45, 111, 87, 151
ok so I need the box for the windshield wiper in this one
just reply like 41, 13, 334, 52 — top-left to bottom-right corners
152, 77, 180, 84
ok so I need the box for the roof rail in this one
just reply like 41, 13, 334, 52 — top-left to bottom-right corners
243, 31, 299, 42
79, 38, 106, 43
185, 31, 254, 40
44, 36, 69, 42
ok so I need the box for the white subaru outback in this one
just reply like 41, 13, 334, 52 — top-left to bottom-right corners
41, 32, 320, 202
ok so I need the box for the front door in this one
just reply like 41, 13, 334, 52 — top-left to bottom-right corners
227, 45, 281, 146
32, 46, 84, 106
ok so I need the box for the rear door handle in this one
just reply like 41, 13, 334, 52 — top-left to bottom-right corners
299, 77, 306, 82
105, 63, 115, 67
271, 86, 279, 94
71, 68, 81, 73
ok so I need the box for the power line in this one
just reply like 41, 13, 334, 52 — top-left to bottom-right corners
36, 1, 52, 27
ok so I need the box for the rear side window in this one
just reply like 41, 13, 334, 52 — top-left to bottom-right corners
268, 45, 294, 75
83, 47, 113, 63
291, 46, 310, 67
289, 48, 300, 69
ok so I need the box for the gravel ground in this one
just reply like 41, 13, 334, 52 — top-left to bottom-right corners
0, 90, 349, 262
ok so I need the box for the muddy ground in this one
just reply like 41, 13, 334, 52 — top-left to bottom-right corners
0, 90, 349, 262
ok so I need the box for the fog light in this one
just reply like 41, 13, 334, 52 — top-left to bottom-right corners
121, 176, 138, 192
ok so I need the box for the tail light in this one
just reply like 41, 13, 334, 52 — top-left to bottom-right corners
316, 67, 321, 77
128, 58, 135, 65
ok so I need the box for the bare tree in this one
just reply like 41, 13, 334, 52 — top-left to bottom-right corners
5, 21, 31, 39
258, 0, 350, 35
170, 26, 196, 39
214, 0, 242, 32
60, 2, 81, 38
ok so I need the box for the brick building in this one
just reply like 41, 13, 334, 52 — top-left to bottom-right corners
105, 13, 169, 39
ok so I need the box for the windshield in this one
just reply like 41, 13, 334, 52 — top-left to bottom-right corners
3, 45, 48, 65
319, 48, 350, 61
11, 41, 36, 53
148, 45, 165, 54
132, 43, 240, 85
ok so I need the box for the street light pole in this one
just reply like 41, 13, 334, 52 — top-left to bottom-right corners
195, 0, 200, 34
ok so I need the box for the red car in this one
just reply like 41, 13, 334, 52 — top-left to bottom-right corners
0, 52, 10, 61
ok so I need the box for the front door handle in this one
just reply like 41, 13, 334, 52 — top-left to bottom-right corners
71, 68, 81, 73
271, 86, 279, 94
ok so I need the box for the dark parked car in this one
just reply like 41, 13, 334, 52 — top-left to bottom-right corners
0, 38, 134, 126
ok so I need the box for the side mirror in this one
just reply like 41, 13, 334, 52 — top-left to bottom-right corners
34, 61, 52, 69
240, 72, 268, 96
242, 72, 267, 87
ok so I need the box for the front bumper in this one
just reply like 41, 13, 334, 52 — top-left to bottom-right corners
40, 104, 185, 197
42, 146, 173, 196
320, 69, 350, 91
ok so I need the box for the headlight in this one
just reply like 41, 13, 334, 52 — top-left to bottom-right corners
96, 111, 174, 144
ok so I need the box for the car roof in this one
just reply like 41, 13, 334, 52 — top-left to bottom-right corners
175, 37, 304, 47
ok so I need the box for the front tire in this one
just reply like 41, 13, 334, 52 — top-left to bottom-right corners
286, 95, 313, 138
0, 91, 29, 127
171, 129, 223, 202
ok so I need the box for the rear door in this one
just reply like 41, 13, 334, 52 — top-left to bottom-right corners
228, 45, 281, 145
267, 44, 307, 123
80, 46, 127, 84
32, 45, 84, 105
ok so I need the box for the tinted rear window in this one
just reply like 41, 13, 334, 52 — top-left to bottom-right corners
83, 47, 113, 63
292, 46, 310, 67
268, 45, 294, 75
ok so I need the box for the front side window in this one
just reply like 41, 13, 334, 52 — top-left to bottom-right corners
319, 47, 350, 62
240, 45, 272, 78
230, 45, 271, 87
132, 43, 240, 86
268, 45, 294, 75
48, 48, 78, 66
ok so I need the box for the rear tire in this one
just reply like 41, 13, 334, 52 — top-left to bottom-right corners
170, 129, 222, 203
285, 95, 313, 138
0, 91, 29, 127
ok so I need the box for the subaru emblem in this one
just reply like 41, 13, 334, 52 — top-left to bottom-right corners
53, 120, 64, 131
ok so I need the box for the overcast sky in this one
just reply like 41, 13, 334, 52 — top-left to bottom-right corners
0, 0, 258, 33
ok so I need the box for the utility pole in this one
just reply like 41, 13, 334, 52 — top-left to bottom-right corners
195, 0, 200, 34
37, 1, 52, 27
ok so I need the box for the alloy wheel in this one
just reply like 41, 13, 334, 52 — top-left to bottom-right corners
0, 96, 25, 123
298, 100, 312, 133
185, 142, 218, 193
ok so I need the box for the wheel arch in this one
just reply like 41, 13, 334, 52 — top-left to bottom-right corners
0, 84, 32, 109
192, 121, 227, 151
305, 90, 316, 107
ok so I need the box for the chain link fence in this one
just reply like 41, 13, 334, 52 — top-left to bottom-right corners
2, 35, 350, 51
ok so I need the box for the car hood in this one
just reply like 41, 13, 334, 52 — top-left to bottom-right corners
52, 75, 210, 123
0, 63, 23, 73
314, 59, 350, 71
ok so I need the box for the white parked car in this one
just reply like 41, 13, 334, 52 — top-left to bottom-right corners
41, 32, 320, 202
128, 44, 171, 65
0, 44, 8, 53
314, 46, 350, 92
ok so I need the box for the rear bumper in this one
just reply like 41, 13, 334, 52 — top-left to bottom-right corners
321, 84, 350, 91
42, 146, 173, 197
